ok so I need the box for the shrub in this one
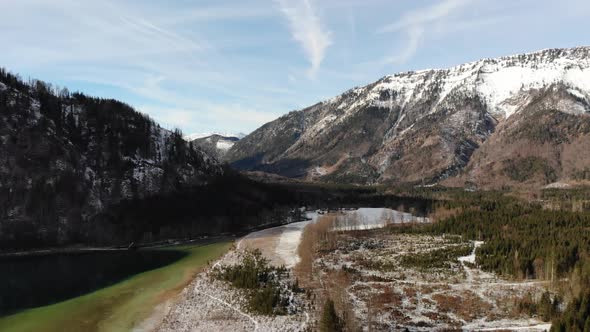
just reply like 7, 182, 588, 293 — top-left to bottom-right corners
213, 249, 292, 315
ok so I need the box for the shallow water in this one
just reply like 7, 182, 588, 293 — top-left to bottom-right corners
274, 208, 429, 268
0, 249, 186, 316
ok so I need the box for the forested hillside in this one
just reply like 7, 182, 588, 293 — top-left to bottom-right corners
0, 68, 437, 250
391, 188, 590, 330
0, 68, 221, 249
101, 169, 434, 248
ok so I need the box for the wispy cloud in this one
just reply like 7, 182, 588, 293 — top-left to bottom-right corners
275, 0, 333, 78
162, 5, 273, 25
381, 26, 424, 65
378, 0, 474, 64
379, 0, 473, 34
1, 0, 588, 135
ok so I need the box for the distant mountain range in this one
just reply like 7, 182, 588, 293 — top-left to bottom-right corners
226, 47, 590, 189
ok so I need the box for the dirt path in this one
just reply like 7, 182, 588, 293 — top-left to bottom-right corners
458, 240, 484, 283
455, 241, 552, 331
197, 289, 259, 331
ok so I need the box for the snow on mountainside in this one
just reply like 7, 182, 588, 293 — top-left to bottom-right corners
189, 133, 243, 160
216, 139, 235, 151
322, 47, 590, 128
227, 47, 590, 187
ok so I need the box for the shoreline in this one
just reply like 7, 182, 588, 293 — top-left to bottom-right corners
0, 224, 292, 257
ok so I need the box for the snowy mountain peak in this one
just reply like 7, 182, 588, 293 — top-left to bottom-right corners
359, 46, 590, 120
227, 46, 590, 186
184, 132, 247, 141
188, 132, 245, 160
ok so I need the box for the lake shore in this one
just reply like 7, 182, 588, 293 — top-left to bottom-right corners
0, 241, 232, 332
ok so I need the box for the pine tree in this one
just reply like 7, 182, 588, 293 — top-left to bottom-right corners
319, 299, 343, 332
538, 291, 553, 321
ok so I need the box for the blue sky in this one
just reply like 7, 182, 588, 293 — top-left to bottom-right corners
1, 0, 589, 135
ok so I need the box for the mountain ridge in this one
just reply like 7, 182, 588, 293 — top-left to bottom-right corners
226, 46, 590, 188
184, 132, 247, 141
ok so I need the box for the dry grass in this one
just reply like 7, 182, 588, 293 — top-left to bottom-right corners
371, 285, 403, 309
292, 212, 551, 330
294, 215, 338, 285
432, 291, 493, 321
427, 205, 465, 222
294, 215, 359, 331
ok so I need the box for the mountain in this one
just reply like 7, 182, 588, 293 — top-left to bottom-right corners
184, 132, 246, 141
0, 69, 222, 248
226, 47, 590, 188
189, 134, 242, 160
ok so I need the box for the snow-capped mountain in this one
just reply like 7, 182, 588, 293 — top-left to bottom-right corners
188, 133, 243, 160
184, 132, 246, 142
227, 47, 590, 187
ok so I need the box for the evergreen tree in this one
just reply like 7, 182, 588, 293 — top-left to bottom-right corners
319, 299, 343, 332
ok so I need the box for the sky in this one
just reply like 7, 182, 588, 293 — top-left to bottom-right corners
0, 0, 589, 135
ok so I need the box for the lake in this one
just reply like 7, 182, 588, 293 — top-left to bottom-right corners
0, 249, 186, 316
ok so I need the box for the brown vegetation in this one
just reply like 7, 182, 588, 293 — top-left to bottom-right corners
294, 214, 363, 331
295, 215, 338, 285
427, 205, 465, 222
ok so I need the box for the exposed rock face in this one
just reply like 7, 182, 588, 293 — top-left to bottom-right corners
450, 85, 590, 189
0, 70, 221, 246
226, 47, 590, 188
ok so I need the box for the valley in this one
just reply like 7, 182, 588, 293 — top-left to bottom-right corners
2, 43, 590, 332
142, 207, 556, 331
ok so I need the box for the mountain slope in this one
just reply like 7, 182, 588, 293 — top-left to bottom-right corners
449, 85, 590, 189
226, 47, 590, 187
189, 134, 241, 160
0, 69, 221, 247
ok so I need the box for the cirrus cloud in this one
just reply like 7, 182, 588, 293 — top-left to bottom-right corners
274, 0, 333, 79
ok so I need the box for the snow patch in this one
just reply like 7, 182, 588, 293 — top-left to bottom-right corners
216, 140, 234, 151
458, 240, 484, 265
544, 182, 571, 189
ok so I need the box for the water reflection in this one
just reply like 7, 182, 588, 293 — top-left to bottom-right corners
0, 249, 186, 316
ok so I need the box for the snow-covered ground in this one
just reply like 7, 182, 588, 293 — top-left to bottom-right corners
275, 219, 315, 268
458, 240, 484, 265
269, 208, 426, 267
155, 250, 309, 332
314, 232, 552, 331
145, 209, 552, 332
332, 207, 429, 231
